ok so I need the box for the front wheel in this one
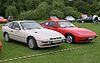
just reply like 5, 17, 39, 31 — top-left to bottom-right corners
27, 37, 38, 49
4, 33, 10, 42
65, 34, 75, 44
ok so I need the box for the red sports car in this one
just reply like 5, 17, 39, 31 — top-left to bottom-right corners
41, 18, 97, 43
0, 41, 2, 49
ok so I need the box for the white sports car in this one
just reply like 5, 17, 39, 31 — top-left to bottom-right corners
2, 20, 65, 49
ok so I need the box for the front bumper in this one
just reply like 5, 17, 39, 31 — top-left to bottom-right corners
75, 36, 97, 43
37, 39, 64, 48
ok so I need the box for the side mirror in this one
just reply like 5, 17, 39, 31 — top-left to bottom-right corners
15, 27, 20, 30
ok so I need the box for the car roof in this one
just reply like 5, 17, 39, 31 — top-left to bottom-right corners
10, 20, 36, 23
47, 19, 68, 22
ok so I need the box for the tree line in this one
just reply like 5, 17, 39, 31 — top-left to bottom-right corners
0, 0, 100, 20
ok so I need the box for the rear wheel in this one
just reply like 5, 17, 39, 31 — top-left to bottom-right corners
65, 34, 75, 44
27, 37, 38, 49
4, 33, 10, 42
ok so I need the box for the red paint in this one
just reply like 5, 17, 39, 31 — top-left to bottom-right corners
41, 18, 97, 43
0, 17, 7, 23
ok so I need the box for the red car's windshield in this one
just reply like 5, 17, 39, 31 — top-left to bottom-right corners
58, 21, 75, 28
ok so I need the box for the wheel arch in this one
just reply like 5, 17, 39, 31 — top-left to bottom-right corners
65, 33, 74, 37
26, 36, 36, 43
3, 32, 9, 37
26, 36, 38, 49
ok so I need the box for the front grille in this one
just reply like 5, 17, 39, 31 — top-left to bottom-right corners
50, 37, 61, 40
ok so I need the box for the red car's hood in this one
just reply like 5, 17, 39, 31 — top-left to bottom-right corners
64, 27, 97, 37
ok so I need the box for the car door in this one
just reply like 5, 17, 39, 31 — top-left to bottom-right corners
44, 21, 66, 35
9, 22, 25, 42
45, 21, 58, 31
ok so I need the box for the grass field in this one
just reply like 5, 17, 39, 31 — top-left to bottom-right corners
0, 22, 100, 63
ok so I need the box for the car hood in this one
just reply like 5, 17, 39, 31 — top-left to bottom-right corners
64, 27, 96, 37
26, 28, 65, 40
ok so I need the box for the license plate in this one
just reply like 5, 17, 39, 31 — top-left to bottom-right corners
89, 36, 95, 39
52, 40, 62, 43
51, 45, 57, 47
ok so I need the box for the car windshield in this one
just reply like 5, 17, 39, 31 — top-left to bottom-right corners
58, 21, 75, 28
20, 22, 43, 30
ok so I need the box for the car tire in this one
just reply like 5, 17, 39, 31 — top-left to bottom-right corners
27, 37, 38, 49
4, 33, 10, 42
65, 34, 75, 44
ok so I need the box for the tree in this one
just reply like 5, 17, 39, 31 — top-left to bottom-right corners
18, 10, 34, 20
63, 6, 80, 18
19, 2, 49, 20
1, 0, 99, 20
5, 5, 18, 19
49, 0, 65, 18
24, 0, 33, 11
50, 10, 64, 18
74, 0, 90, 14
32, 2, 49, 19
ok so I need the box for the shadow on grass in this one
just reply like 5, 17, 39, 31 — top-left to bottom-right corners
70, 42, 97, 47
6, 40, 62, 50
6, 40, 98, 49
2, 39, 98, 53
6, 40, 28, 47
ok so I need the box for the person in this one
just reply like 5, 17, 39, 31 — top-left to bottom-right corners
7, 16, 11, 22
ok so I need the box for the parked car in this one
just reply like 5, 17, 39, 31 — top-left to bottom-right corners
2, 20, 65, 49
77, 17, 93, 23
48, 16, 60, 20
98, 17, 100, 22
65, 16, 75, 22
41, 18, 97, 44
0, 41, 2, 49
0, 16, 7, 23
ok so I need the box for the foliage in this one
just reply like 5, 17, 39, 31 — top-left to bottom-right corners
32, 2, 49, 19
63, 6, 80, 18
5, 5, 18, 19
18, 10, 34, 20
50, 10, 64, 18
19, 2, 49, 20
0, 0, 100, 20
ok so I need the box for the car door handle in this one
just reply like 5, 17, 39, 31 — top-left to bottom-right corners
11, 31, 13, 32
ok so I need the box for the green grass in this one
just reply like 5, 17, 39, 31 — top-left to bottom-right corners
0, 22, 100, 63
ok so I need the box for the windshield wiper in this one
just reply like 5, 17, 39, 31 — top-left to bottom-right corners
63, 26, 74, 28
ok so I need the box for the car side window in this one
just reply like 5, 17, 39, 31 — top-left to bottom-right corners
45, 22, 49, 26
9, 22, 20, 30
48, 22, 56, 27
9, 22, 14, 29
12, 22, 20, 30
